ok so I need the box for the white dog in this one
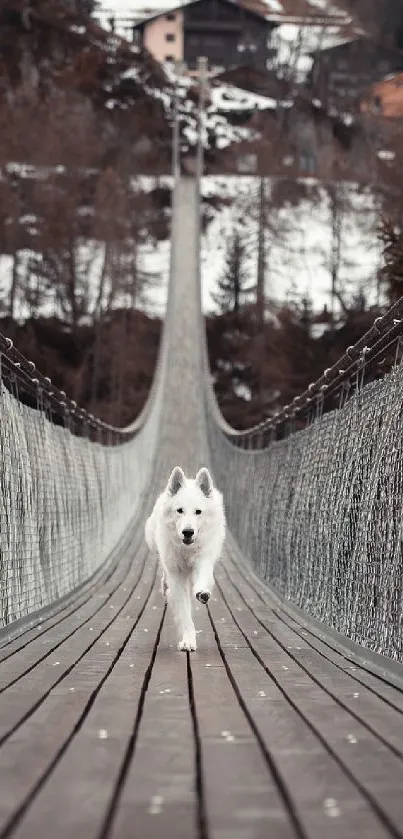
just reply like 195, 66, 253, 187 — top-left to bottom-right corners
145, 466, 226, 651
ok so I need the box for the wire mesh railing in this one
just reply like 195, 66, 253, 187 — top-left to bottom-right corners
212, 295, 403, 449
3, 166, 403, 665
0, 333, 153, 445
207, 296, 403, 659
0, 324, 164, 630
0, 174, 202, 635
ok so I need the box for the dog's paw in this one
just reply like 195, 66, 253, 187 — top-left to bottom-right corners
178, 635, 197, 652
196, 590, 210, 605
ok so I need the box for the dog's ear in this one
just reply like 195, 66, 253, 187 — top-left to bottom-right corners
167, 466, 185, 495
195, 467, 213, 497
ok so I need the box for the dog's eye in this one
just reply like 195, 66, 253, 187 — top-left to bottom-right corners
177, 507, 184, 514
195, 509, 202, 515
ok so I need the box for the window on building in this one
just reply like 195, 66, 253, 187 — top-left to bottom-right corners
166, 32, 175, 42
165, 55, 175, 62
166, 12, 176, 20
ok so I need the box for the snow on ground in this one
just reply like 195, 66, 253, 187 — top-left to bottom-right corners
140, 61, 273, 153
306, 0, 340, 11
209, 83, 277, 113
200, 176, 382, 314
0, 238, 170, 323
0, 254, 13, 306
171, 73, 273, 151
132, 175, 382, 317
0, 175, 383, 324
138, 238, 170, 315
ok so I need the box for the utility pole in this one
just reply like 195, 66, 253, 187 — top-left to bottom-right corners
195, 56, 208, 344
256, 175, 266, 332
256, 176, 266, 411
329, 184, 342, 321
171, 61, 181, 180
196, 56, 208, 187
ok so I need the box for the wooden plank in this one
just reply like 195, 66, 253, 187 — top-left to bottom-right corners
0, 558, 158, 837
189, 599, 299, 839
271, 609, 403, 712
0, 517, 147, 661
0, 546, 152, 744
108, 619, 198, 839
222, 558, 403, 753
227, 545, 403, 699
216, 559, 403, 837
0, 538, 144, 689
209, 563, 394, 839
1, 534, 402, 839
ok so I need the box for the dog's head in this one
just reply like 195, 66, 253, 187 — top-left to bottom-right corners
165, 466, 214, 546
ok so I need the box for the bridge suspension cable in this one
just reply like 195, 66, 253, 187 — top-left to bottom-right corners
1, 154, 403, 660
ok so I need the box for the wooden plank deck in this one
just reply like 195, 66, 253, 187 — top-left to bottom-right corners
1, 536, 403, 839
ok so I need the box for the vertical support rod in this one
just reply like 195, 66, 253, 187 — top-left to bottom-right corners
195, 56, 208, 379
196, 56, 208, 189
172, 64, 180, 179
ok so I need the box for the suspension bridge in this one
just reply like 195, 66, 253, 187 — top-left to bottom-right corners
1, 173, 403, 839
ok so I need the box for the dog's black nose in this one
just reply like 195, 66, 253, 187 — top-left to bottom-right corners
182, 528, 194, 540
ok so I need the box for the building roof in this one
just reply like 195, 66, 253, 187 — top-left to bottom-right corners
102, 0, 357, 35
131, 0, 276, 30
264, 0, 350, 23
311, 33, 403, 58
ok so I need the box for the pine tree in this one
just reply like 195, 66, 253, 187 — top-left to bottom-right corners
212, 228, 254, 314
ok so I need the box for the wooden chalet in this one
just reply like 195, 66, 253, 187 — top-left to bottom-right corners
309, 36, 403, 111
131, 0, 278, 73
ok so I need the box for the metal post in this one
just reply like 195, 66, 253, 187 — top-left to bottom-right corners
196, 56, 208, 188
195, 56, 208, 355
171, 60, 182, 180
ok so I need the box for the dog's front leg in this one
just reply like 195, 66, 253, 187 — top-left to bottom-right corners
192, 559, 215, 606
167, 572, 196, 651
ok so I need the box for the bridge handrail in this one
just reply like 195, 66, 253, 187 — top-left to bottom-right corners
209, 291, 403, 448
0, 323, 165, 446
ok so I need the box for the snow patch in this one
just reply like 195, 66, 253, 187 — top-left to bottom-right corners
210, 83, 276, 112
378, 149, 395, 161
199, 176, 381, 315
121, 66, 141, 81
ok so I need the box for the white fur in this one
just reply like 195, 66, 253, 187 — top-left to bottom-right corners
145, 466, 226, 651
